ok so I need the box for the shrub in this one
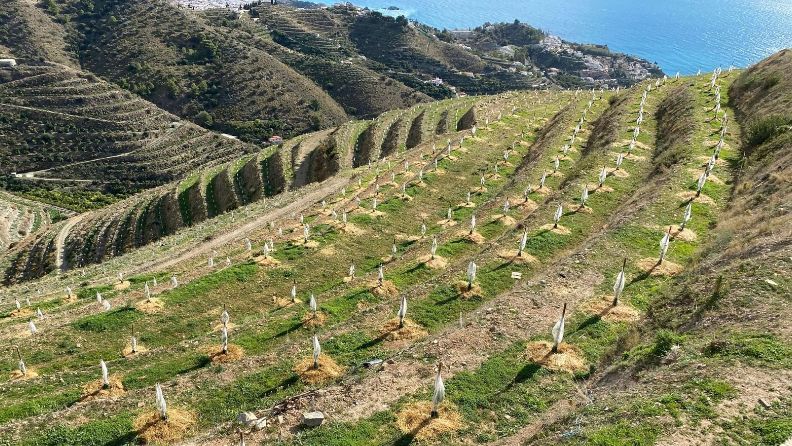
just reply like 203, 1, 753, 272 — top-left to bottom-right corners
747, 115, 792, 148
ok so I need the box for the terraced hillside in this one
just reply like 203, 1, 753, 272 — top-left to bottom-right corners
0, 53, 788, 446
1, 96, 479, 283
0, 63, 258, 195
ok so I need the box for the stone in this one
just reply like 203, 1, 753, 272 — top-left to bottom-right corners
363, 359, 383, 368
237, 411, 257, 426
302, 411, 325, 427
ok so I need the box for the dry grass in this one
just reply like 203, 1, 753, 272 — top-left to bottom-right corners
9, 369, 39, 381
419, 254, 448, 269
134, 408, 195, 445
255, 256, 282, 267
301, 311, 328, 328
539, 224, 571, 235
122, 344, 149, 357
455, 281, 483, 299
636, 258, 684, 276
9, 307, 33, 318
524, 341, 587, 373
371, 280, 398, 298
294, 354, 344, 384
136, 298, 165, 313
396, 401, 463, 441
337, 223, 366, 235
380, 317, 427, 341
677, 191, 716, 205
491, 214, 517, 226
458, 231, 486, 244
81, 376, 125, 401
579, 295, 641, 322
206, 344, 245, 364
497, 250, 538, 265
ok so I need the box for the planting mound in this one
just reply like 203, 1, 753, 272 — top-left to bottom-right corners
380, 318, 428, 341
524, 341, 588, 374
371, 280, 398, 298
81, 377, 125, 401
294, 355, 344, 384
136, 298, 165, 313
539, 224, 572, 235
579, 295, 641, 322
636, 258, 684, 276
419, 255, 448, 269
497, 250, 538, 265
206, 344, 245, 364
301, 311, 328, 328
122, 344, 149, 358
458, 231, 486, 244
456, 281, 484, 299
9, 369, 39, 381
396, 401, 463, 441
134, 409, 195, 445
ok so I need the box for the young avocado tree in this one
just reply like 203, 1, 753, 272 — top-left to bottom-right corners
397, 295, 408, 329
100, 359, 110, 389
155, 383, 168, 421
551, 303, 567, 353
518, 230, 528, 257
553, 204, 563, 229
598, 166, 607, 188
466, 261, 477, 291
613, 258, 627, 306
469, 214, 477, 235
430, 236, 438, 260
378, 264, 385, 287
312, 335, 321, 370
15, 346, 26, 377
659, 226, 672, 264
680, 202, 693, 230
580, 185, 589, 208
431, 361, 445, 418
309, 294, 317, 319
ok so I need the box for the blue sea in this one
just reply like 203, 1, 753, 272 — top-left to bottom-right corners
317, 0, 792, 74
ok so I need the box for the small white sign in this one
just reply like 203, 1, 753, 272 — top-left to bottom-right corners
511, 272, 522, 280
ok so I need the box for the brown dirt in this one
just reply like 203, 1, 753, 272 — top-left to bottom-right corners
677, 191, 716, 205
592, 185, 615, 193
646, 224, 698, 242
457, 201, 476, 208
510, 198, 538, 211
418, 255, 448, 269
539, 224, 572, 235
113, 280, 131, 291
255, 256, 282, 267
371, 280, 399, 298
579, 295, 641, 322
497, 250, 538, 265
319, 246, 337, 257
206, 344, 245, 364
455, 281, 483, 299
10, 369, 39, 381
636, 258, 684, 276
524, 341, 587, 374
136, 298, 164, 314
294, 355, 344, 384
380, 318, 428, 342
81, 376, 125, 401
134, 408, 195, 445
566, 203, 594, 214
491, 214, 518, 226
607, 168, 631, 178
436, 218, 457, 228
395, 401, 463, 441
121, 339, 149, 356
338, 223, 365, 235
273, 297, 300, 308
533, 186, 552, 195
458, 231, 486, 244
301, 311, 328, 328
9, 308, 33, 318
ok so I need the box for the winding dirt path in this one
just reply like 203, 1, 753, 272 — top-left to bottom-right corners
55, 214, 83, 272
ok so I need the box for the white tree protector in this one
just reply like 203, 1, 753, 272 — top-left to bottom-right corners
309, 294, 317, 315
342, 211, 348, 225
155, 383, 167, 419
599, 166, 608, 187
681, 202, 693, 229
540, 171, 547, 189
421, 223, 427, 237
100, 359, 109, 387
262, 244, 270, 258
208, 256, 215, 268
660, 227, 671, 262
144, 282, 150, 300
432, 363, 445, 416
391, 242, 397, 257
15, 298, 20, 309
447, 207, 452, 221
220, 308, 229, 326
519, 230, 528, 256
697, 171, 707, 194
466, 261, 477, 288
303, 224, 310, 242
581, 185, 589, 207
245, 238, 252, 251
480, 175, 485, 187
470, 214, 477, 234
616, 152, 625, 169
291, 283, 297, 302
37, 308, 44, 319
28, 320, 37, 334
171, 275, 179, 288
102, 300, 112, 311
431, 236, 438, 259
131, 335, 137, 354
553, 204, 563, 226
349, 264, 356, 278
378, 264, 385, 284
553, 156, 560, 172
466, 191, 472, 203
613, 259, 626, 304
398, 295, 407, 327
312, 335, 321, 368
552, 304, 567, 351
19, 358, 27, 376
221, 326, 228, 354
